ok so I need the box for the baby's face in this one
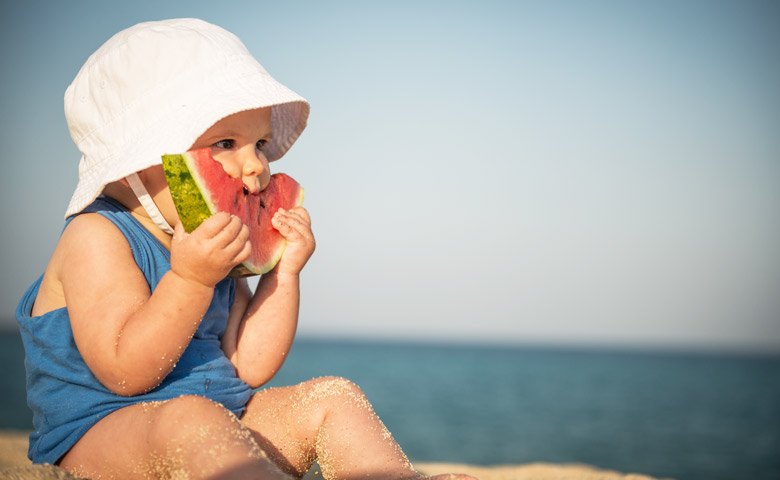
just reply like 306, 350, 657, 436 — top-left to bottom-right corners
139, 107, 274, 234
190, 107, 273, 194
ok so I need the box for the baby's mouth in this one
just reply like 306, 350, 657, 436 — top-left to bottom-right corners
242, 185, 264, 207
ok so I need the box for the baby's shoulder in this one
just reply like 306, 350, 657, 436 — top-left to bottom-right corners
55, 212, 135, 269
61, 211, 129, 248
33, 213, 132, 316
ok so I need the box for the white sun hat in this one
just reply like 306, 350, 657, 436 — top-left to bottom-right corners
64, 18, 309, 219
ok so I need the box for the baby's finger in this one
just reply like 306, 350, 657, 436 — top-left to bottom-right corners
286, 206, 311, 225
220, 224, 251, 263
195, 212, 233, 238
172, 221, 187, 242
271, 213, 294, 236
230, 236, 252, 265
274, 208, 311, 232
273, 208, 305, 229
212, 215, 245, 248
272, 213, 313, 242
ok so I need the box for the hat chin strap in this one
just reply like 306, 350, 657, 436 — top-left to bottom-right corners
126, 173, 175, 235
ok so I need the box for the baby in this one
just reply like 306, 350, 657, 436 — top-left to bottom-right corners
16, 18, 475, 480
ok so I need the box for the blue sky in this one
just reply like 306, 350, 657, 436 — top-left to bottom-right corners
1, 0, 779, 352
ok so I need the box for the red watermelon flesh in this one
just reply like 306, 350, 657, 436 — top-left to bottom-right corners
161, 147, 304, 277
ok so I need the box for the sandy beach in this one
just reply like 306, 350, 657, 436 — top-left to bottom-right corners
0, 430, 670, 480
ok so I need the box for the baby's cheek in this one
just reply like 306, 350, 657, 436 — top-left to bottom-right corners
211, 153, 241, 178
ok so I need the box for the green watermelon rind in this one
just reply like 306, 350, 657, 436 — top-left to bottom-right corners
161, 153, 215, 233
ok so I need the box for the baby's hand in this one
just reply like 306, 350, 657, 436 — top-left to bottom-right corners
271, 207, 315, 276
170, 212, 251, 287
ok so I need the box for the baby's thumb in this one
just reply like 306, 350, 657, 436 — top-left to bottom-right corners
173, 221, 186, 242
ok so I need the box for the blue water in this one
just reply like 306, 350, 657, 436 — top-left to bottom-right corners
2, 329, 779, 480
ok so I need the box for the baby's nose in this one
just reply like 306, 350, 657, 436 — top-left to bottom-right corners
241, 152, 270, 193
242, 150, 267, 177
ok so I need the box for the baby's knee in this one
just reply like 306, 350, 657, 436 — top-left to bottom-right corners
300, 376, 373, 411
305, 376, 362, 394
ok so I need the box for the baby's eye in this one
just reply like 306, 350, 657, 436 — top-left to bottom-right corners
213, 139, 234, 149
256, 139, 268, 151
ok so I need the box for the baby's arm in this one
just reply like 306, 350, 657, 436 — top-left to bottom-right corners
62, 211, 250, 396
222, 207, 315, 387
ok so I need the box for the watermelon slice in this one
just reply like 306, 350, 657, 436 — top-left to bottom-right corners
161, 147, 304, 277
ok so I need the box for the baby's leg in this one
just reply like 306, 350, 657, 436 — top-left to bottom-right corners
241, 377, 474, 480
59, 395, 290, 480
241, 377, 411, 480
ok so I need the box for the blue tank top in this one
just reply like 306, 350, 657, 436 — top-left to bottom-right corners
16, 197, 253, 465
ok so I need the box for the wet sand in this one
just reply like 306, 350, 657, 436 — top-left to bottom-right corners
0, 430, 670, 479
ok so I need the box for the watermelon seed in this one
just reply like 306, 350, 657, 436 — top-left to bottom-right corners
260, 200, 266, 208
243, 185, 250, 195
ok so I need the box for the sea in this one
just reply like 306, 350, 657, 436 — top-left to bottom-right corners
1, 329, 778, 480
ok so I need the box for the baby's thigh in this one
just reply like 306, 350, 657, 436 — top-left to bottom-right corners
59, 395, 250, 479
